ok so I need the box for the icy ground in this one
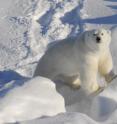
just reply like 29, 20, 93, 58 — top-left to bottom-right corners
0, 0, 117, 123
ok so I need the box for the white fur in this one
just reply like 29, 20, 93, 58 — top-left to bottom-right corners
34, 29, 113, 95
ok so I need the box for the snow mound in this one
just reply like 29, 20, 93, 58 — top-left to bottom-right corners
0, 76, 65, 123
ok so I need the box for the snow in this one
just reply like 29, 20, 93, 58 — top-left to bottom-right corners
0, 76, 65, 123
21, 113, 99, 124
82, 0, 117, 29
0, 0, 117, 124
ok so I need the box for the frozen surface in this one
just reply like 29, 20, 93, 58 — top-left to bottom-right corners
0, 0, 117, 124
0, 76, 65, 123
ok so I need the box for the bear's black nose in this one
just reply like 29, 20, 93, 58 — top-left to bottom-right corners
96, 37, 101, 43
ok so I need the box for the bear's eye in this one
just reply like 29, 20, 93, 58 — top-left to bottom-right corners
101, 33, 103, 35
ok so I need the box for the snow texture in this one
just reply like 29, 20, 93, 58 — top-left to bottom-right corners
0, 76, 65, 123
0, 0, 117, 124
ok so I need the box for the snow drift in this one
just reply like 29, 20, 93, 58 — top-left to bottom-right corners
0, 77, 65, 123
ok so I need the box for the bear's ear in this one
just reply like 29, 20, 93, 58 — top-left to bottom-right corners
107, 30, 111, 35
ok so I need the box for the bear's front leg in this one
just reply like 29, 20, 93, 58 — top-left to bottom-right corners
99, 51, 117, 83
80, 60, 103, 95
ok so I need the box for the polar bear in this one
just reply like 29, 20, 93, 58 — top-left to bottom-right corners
34, 28, 116, 95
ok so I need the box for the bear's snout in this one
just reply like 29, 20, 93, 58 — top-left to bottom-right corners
96, 36, 101, 43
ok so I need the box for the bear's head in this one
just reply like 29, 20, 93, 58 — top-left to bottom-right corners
84, 28, 111, 51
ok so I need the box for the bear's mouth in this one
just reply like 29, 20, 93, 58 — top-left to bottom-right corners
96, 37, 101, 43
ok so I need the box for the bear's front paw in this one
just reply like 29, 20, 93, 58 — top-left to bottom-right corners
89, 83, 104, 96
105, 71, 117, 83
92, 86, 104, 96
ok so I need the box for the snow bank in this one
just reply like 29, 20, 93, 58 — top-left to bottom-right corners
19, 78, 117, 124
0, 76, 65, 123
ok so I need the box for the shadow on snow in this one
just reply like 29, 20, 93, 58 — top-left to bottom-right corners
83, 0, 117, 25
0, 70, 29, 97
83, 14, 117, 24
